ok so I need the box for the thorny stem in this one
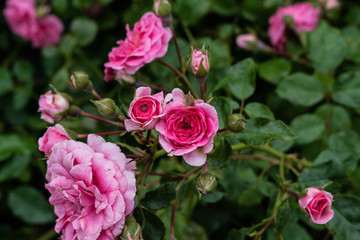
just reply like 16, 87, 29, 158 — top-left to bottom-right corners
77, 130, 126, 138
170, 25, 183, 71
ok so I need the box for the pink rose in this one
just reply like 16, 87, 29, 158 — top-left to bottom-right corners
268, 2, 320, 52
45, 134, 136, 240
125, 87, 171, 131
298, 187, 334, 224
3, 0, 63, 48
191, 48, 209, 76
38, 124, 71, 156
38, 91, 70, 124
155, 88, 219, 166
319, 0, 340, 10
104, 12, 172, 82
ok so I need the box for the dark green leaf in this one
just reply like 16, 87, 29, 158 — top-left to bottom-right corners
244, 102, 275, 120
343, 25, 360, 63
332, 71, 360, 108
12, 60, 33, 83
211, 0, 238, 16
0, 153, 31, 183
211, 97, 232, 129
282, 222, 312, 240
133, 207, 165, 240
227, 227, 251, 240
314, 149, 357, 174
0, 68, 13, 96
174, 0, 211, 25
276, 201, 291, 232
328, 129, 360, 156
51, 0, 68, 13
276, 73, 324, 106
71, 18, 98, 46
259, 58, 291, 85
12, 86, 32, 111
315, 104, 351, 132
8, 186, 55, 224
208, 137, 232, 169
290, 114, 325, 145
307, 21, 347, 73
0, 134, 35, 159
142, 182, 176, 210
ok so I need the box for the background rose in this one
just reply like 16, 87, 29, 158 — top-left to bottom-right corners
125, 87, 171, 131
268, 2, 320, 52
104, 12, 172, 82
38, 124, 70, 156
31, 14, 63, 48
38, 91, 70, 123
155, 88, 219, 166
45, 134, 136, 240
298, 187, 334, 224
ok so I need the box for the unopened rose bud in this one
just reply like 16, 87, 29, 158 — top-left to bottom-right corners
319, 0, 340, 10
38, 90, 71, 123
70, 71, 93, 91
227, 114, 246, 133
120, 216, 144, 240
91, 98, 119, 117
235, 33, 269, 51
196, 171, 217, 195
188, 45, 210, 83
154, 0, 172, 17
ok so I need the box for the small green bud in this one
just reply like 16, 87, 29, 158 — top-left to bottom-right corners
154, 0, 172, 18
91, 98, 119, 117
196, 171, 217, 195
70, 71, 93, 91
120, 216, 144, 240
227, 114, 246, 133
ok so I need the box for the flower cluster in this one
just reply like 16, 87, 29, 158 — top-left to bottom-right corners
3, 0, 63, 48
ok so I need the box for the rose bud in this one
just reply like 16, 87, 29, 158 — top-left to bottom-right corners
298, 187, 334, 224
153, 0, 172, 18
38, 124, 71, 157
120, 216, 144, 240
235, 33, 269, 51
319, 0, 340, 10
196, 171, 217, 195
188, 45, 210, 83
70, 71, 93, 91
227, 114, 246, 133
38, 90, 71, 123
91, 98, 119, 117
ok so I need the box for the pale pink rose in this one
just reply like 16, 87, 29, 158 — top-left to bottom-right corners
298, 187, 334, 224
38, 91, 70, 124
236, 33, 269, 51
319, 0, 340, 9
268, 2, 321, 52
38, 124, 71, 156
155, 88, 219, 166
191, 49, 209, 75
45, 134, 136, 240
104, 12, 172, 82
3, 0, 63, 48
125, 87, 172, 131
30, 15, 63, 48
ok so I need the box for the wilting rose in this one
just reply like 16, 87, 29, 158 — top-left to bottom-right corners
38, 91, 70, 123
45, 135, 136, 240
155, 88, 219, 166
125, 87, 171, 131
298, 187, 334, 224
268, 2, 320, 52
38, 124, 71, 156
104, 12, 172, 82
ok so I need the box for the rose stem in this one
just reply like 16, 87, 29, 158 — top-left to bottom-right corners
175, 166, 202, 192
217, 127, 229, 133
146, 130, 151, 144
170, 25, 183, 71
170, 202, 176, 239
147, 172, 183, 178
77, 130, 126, 138
156, 59, 199, 99
204, 160, 208, 171
253, 218, 274, 240
79, 110, 124, 128
283, 189, 299, 198
200, 82, 205, 101
90, 89, 102, 100
126, 154, 145, 158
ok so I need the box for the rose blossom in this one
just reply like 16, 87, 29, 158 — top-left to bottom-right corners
104, 12, 172, 82
45, 134, 136, 240
298, 187, 334, 224
268, 2, 320, 52
155, 88, 219, 166
3, 0, 63, 48
38, 124, 71, 156
125, 87, 171, 131
38, 91, 70, 123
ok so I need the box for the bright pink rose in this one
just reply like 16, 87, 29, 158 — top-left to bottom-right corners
38, 91, 70, 124
191, 49, 209, 75
38, 124, 71, 156
3, 0, 63, 48
45, 134, 136, 240
268, 2, 320, 52
125, 87, 172, 131
155, 88, 219, 166
298, 187, 334, 224
104, 12, 172, 82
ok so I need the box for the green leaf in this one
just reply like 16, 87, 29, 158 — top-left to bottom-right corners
259, 58, 292, 85
208, 137, 232, 169
276, 201, 291, 232
244, 102, 275, 121
226, 59, 256, 100
0, 153, 31, 183
276, 73, 324, 106
70, 17, 98, 46
12, 60, 33, 83
315, 104, 351, 132
12, 86, 32, 111
314, 149, 357, 174
142, 182, 176, 210
51, 0, 68, 13
211, 97, 232, 129
282, 222, 312, 240
328, 129, 360, 156
328, 195, 360, 240
0, 134, 35, 159
332, 71, 360, 108
0, 68, 13, 96
211, 0, 238, 16
290, 114, 326, 145
133, 207, 165, 240
342, 25, 360, 64
238, 119, 297, 145
307, 21, 347, 73
227, 227, 251, 240
174, 0, 211, 25
8, 186, 55, 224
